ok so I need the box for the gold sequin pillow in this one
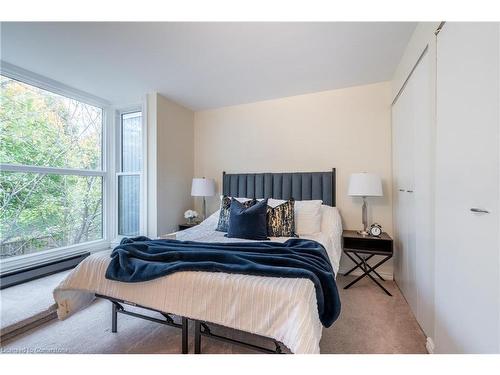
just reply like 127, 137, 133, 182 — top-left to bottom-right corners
216, 196, 256, 232
266, 199, 296, 237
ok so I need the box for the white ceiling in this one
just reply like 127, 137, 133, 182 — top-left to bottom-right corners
1, 22, 416, 110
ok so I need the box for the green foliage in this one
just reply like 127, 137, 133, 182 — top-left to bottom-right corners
0, 76, 103, 258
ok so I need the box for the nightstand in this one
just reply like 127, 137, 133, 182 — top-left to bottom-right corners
342, 230, 393, 296
178, 223, 199, 231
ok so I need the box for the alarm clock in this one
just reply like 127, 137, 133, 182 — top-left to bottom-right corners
369, 223, 382, 237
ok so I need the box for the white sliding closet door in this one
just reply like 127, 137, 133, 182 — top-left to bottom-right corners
392, 48, 434, 338
435, 22, 500, 353
392, 71, 417, 311
412, 51, 434, 338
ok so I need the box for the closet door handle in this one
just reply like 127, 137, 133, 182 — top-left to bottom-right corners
470, 208, 490, 214
406, 190, 414, 193
398, 189, 405, 192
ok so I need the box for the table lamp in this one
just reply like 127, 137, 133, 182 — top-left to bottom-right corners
191, 177, 216, 220
348, 173, 383, 235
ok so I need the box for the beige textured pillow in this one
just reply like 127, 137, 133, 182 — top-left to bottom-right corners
294, 200, 323, 235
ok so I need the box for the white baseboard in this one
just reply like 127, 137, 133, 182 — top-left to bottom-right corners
338, 266, 394, 280
425, 337, 435, 354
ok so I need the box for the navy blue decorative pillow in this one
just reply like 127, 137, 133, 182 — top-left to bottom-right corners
227, 198, 269, 240
216, 196, 256, 232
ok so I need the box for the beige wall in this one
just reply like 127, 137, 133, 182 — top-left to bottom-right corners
194, 81, 394, 275
147, 93, 194, 236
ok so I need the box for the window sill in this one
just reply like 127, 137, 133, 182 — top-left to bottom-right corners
0, 239, 110, 276
0, 254, 90, 290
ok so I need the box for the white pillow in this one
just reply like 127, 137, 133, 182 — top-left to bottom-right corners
267, 198, 286, 208
295, 200, 323, 235
268, 198, 323, 235
320, 205, 342, 236
219, 195, 256, 203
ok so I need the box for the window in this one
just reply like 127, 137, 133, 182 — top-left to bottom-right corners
117, 111, 142, 236
0, 74, 106, 264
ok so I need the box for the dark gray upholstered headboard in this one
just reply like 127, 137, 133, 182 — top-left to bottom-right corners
222, 169, 336, 207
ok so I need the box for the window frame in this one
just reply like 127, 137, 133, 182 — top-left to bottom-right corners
0, 62, 114, 274
114, 106, 146, 242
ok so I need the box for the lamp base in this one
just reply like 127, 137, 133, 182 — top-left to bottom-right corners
358, 196, 369, 236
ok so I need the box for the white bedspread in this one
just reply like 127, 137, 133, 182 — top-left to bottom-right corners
53, 206, 342, 354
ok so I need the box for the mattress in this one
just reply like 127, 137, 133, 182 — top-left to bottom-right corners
53, 206, 342, 354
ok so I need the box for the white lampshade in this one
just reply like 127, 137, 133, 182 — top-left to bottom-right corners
348, 173, 383, 197
191, 178, 216, 197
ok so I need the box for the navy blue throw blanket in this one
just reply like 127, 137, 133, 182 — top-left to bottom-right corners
105, 237, 341, 327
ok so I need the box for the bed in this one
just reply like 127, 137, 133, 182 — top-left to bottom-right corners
53, 170, 342, 354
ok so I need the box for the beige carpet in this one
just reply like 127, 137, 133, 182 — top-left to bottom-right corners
0, 276, 427, 354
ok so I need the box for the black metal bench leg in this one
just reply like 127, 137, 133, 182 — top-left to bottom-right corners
194, 320, 201, 354
181, 317, 188, 354
111, 302, 118, 333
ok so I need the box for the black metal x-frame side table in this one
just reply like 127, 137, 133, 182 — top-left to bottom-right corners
342, 230, 393, 296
